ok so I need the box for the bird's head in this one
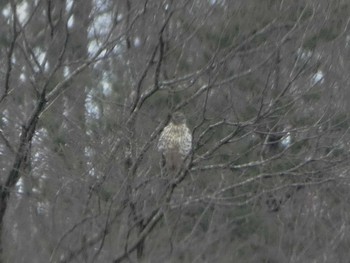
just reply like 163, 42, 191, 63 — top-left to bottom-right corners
171, 111, 186, 125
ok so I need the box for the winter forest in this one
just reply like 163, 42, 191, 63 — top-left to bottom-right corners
1, 0, 350, 262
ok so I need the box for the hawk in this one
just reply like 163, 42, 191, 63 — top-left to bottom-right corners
158, 112, 192, 172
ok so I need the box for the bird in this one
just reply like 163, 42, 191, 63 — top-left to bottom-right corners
157, 112, 192, 173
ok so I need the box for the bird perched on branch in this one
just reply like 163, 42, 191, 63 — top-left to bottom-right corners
158, 112, 192, 173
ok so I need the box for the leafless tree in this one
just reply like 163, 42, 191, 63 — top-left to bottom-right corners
0, 0, 350, 262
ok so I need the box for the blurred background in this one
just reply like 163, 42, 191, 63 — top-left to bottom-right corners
1, 0, 350, 262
